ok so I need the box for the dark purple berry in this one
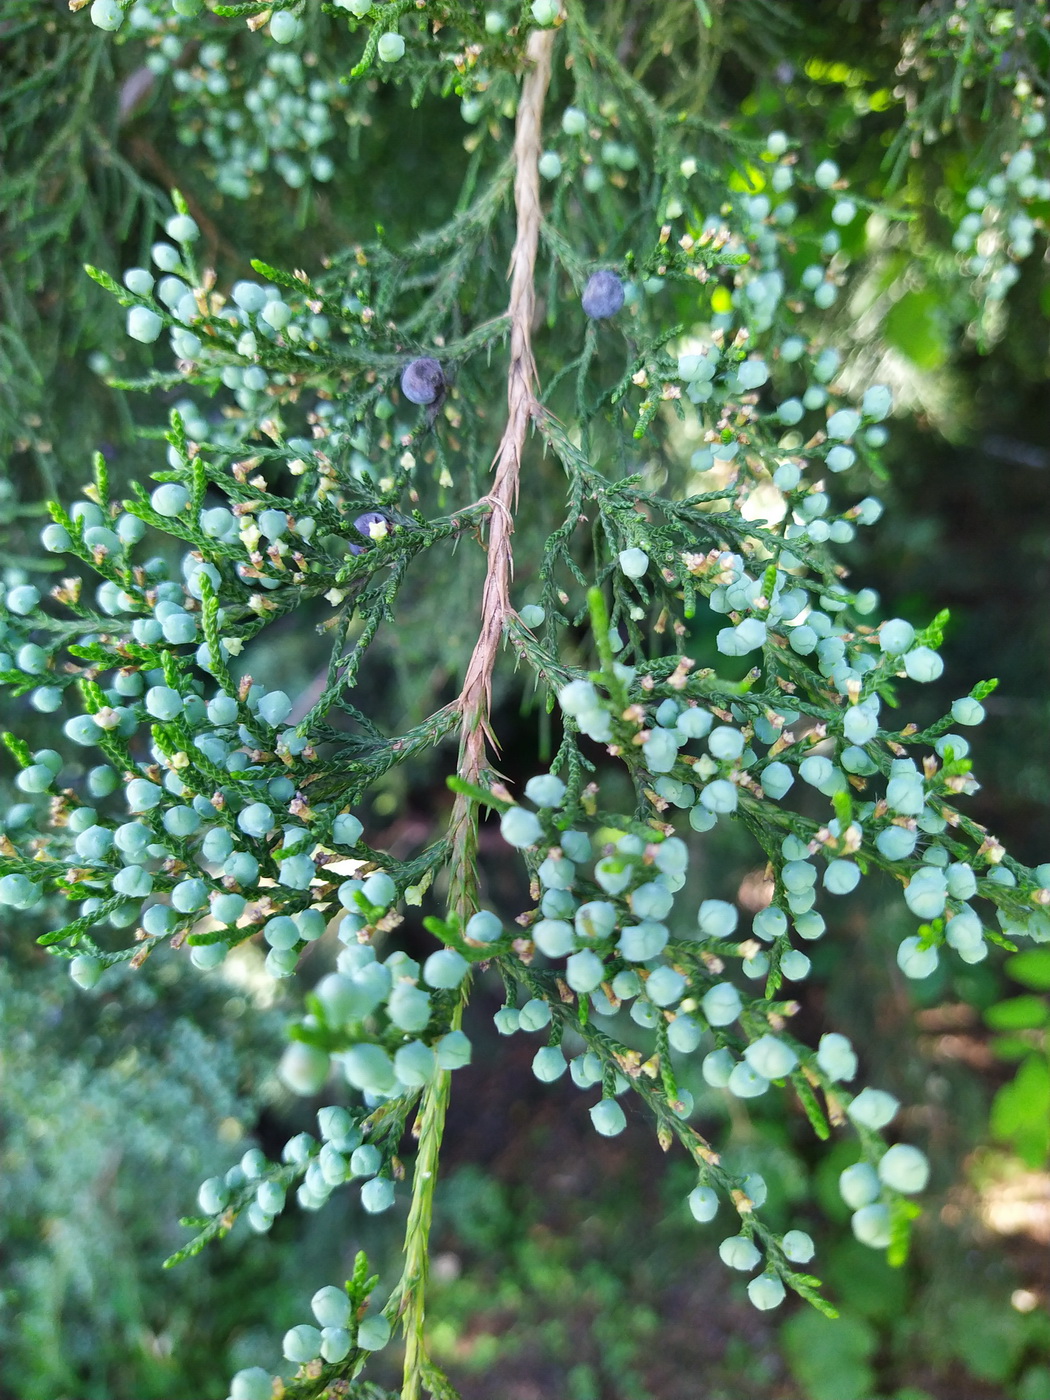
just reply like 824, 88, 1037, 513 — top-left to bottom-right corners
581, 270, 625, 320
400, 357, 445, 406
348, 511, 390, 555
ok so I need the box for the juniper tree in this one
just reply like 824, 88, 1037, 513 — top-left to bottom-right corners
3, 2, 1050, 1398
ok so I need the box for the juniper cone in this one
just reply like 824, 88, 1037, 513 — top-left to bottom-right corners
348, 511, 389, 554
581, 269, 625, 319
399, 356, 445, 405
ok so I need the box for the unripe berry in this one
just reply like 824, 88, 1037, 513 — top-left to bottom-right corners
270, 9, 300, 42
283, 1324, 322, 1364
718, 1234, 761, 1271
127, 306, 162, 343
877, 1143, 930, 1194
688, 1186, 718, 1222
589, 1099, 626, 1136
70, 954, 103, 990
747, 1273, 786, 1310
312, 1285, 352, 1330
278, 1042, 330, 1096
361, 1176, 395, 1213
377, 31, 406, 61
357, 1315, 391, 1350
782, 1229, 815, 1263
230, 1368, 273, 1400
90, 0, 124, 30
618, 547, 649, 579
851, 1203, 891, 1249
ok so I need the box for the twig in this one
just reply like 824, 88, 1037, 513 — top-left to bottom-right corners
396, 22, 558, 1400
447, 16, 555, 924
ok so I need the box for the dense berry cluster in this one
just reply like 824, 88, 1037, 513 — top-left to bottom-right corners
12, 3, 1050, 1393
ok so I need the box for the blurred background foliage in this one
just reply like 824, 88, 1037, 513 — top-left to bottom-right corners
1, 0, 1049, 1397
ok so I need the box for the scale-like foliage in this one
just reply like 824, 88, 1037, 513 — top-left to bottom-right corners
3, 2, 1049, 1397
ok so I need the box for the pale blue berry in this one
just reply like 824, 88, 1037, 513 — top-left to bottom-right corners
816, 1032, 857, 1081
589, 1099, 627, 1136
877, 1143, 929, 1194
279, 1042, 330, 1096
435, 1029, 472, 1069
847, 1087, 899, 1131
688, 1186, 718, 1222
230, 1368, 273, 1400
839, 1161, 880, 1208
466, 909, 502, 943
744, 1035, 797, 1080
127, 306, 163, 342
618, 547, 649, 579
377, 31, 406, 61
283, 1324, 322, 1364
701, 982, 742, 1027
896, 935, 938, 979
726, 1062, 769, 1098
718, 1234, 761, 1271
782, 1229, 815, 1263
524, 773, 567, 807
565, 949, 604, 993
851, 1203, 892, 1249
748, 1273, 786, 1309
90, 0, 125, 31
357, 1315, 392, 1350
533, 1046, 567, 1082
500, 806, 543, 849
70, 953, 103, 989
423, 948, 469, 989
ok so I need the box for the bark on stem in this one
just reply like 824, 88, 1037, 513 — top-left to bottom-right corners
447, 22, 555, 923
399, 27, 557, 1400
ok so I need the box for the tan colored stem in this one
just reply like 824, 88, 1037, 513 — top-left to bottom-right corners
447, 19, 555, 924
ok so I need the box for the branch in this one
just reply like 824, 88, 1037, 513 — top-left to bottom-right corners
396, 24, 558, 1400
447, 17, 556, 926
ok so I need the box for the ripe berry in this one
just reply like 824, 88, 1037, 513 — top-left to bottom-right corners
582, 270, 625, 319
435, 1029, 472, 1069
500, 806, 543, 849
320, 1328, 351, 1363
466, 909, 502, 943
701, 982, 742, 1028
395, 1040, 436, 1087
348, 511, 390, 555
400, 357, 445, 405
531, 0, 558, 25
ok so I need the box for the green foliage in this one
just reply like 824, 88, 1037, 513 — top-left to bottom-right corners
3, 2, 1050, 1398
